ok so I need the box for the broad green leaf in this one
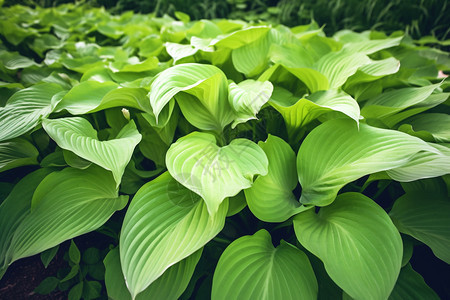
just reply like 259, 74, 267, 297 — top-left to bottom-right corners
212, 26, 270, 49
386, 143, 450, 182
245, 135, 309, 222
120, 172, 228, 298
389, 264, 439, 300
54, 80, 123, 114
297, 118, 439, 206
0, 50, 38, 70
0, 83, 64, 142
0, 169, 51, 276
361, 83, 443, 124
0, 138, 39, 172
272, 46, 371, 92
342, 35, 403, 55
149, 63, 234, 130
166, 131, 268, 215
165, 42, 198, 63
389, 191, 450, 263
294, 193, 402, 300
212, 229, 317, 300
42, 117, 142, 187
270, 88, 360, 138
398, 113, 450, 142
4, 166, 127, 270
228, 79, 273, 128
104, 247, 202, 300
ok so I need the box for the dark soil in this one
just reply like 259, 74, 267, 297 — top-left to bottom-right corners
0, 246, 69, 299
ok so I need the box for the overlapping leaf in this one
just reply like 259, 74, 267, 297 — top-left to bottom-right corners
166, 131, 268, 215
42, 117, 142, 187
212, 230, 318, 300
120, 172, 228, 298
297, 118, 441, 206
0, 138, 39, 172
294, 193, 402, 300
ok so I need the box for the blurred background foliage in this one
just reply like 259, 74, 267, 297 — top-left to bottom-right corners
2, 0, 449, 40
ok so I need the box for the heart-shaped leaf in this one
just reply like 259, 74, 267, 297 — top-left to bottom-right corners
166, 131, 268, 215
212, 229, 318, 300
294, 192, 402, 300
120, 172, 228, 298
42, 117, 142, 187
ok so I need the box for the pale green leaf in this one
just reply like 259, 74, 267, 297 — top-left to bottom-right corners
245, 135, 309, 222
0, 169, 51, 276
149, 63, 234, 130
42, 117, 142, 187
212, 26, 270, 49
0, 83, 64, 142
4, 166, 127, 269
120, 172, 228, 298
270, 88, 360, 139
0, 138, 39, 172
54, 80, 119, 114
166, 131, 268, 215
294, 192, 402, 300
297, 118, 439, 206
165, 42, 198, 63
389, 264, 439, 300
398, 113, 450, 142
212, 229, 318, 300
361, 83, 443, 124
228, 79, 273, 128
389, 191, 450, 263
104, 247, 202, 300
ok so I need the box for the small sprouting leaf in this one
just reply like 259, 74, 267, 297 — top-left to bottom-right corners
34, 276, 59, 295
68, 281, 83, 300
69, 240, 80, 264
166, 131, 268, 215
212, 230, 318, 300
294, 192, 402, 300
40, 245, 59, 268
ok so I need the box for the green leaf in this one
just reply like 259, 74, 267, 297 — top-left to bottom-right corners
297, 118, 439, 206
398, 113, 450, 142
34, 276, 59, 295
228, 79, 273, 128
40, 245, 59, 268
149, 63, 234, 130
294, 193, 402, 300
165, 42, 198, 63
389, 264, 439, 300
0, 83, 64, 142
212, 26, 270, 49
0, 138, 39, 172
4, 166, 128, 267
0, 50, 38, 70
120, 172, 228, 298
361, 83, 444, 126
43, 117, 142, 187
245, 135, 309, 222
54, 80, 119, 114
61, 264, 80, 282
82, 248, 100, 265
68, 281, 83, 300
63, 150, 92, 169
389, 190, 450, 263
104, 247, 202, 300
166, 131, 268, 215
270, 88, 360, 139
212, 229, 318, 300
82, 280, 102, 299
0, 169, 51, 275
69, 240, 81, 264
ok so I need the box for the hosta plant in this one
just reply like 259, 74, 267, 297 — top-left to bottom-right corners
1, 3, 449, 300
